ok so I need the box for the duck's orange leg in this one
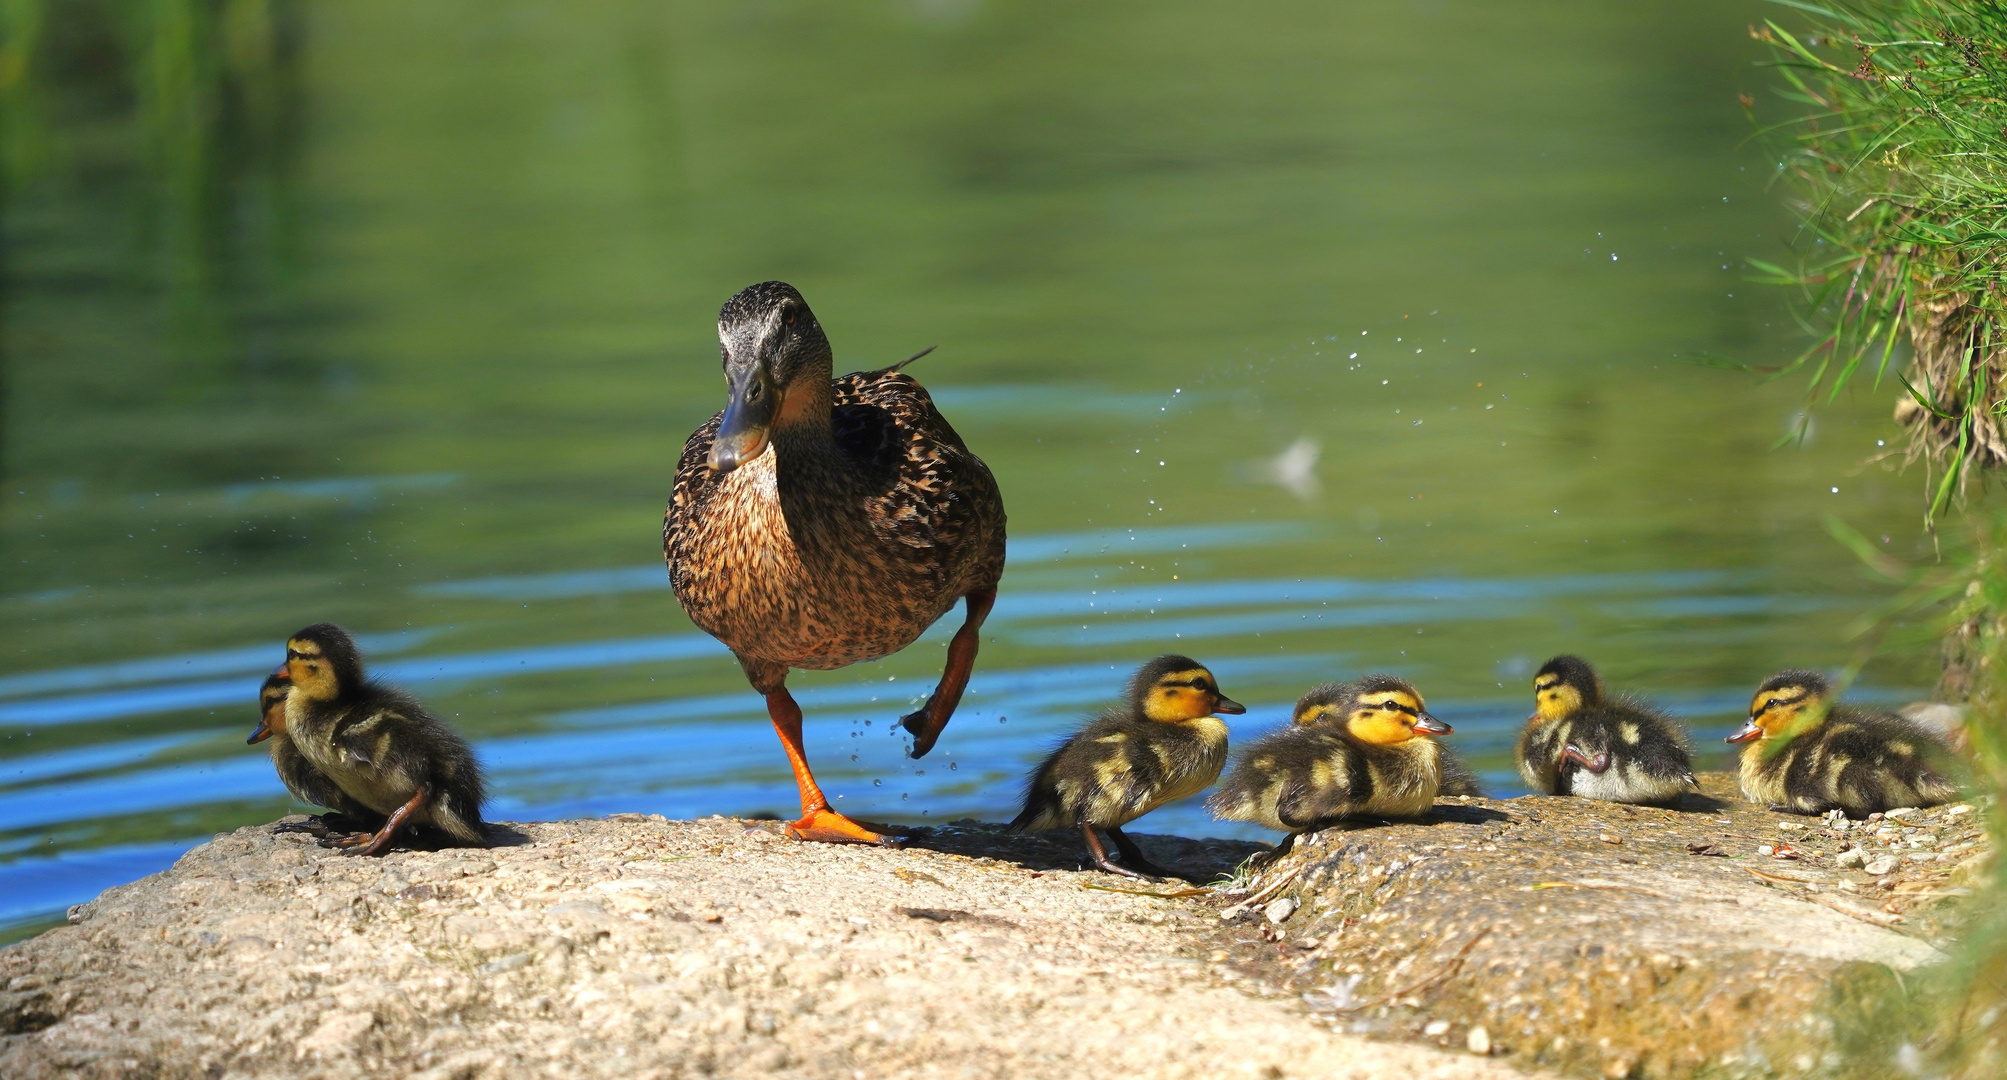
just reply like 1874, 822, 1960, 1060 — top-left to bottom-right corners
768, 689, 903, 846
902, 587, 997, 759
323, 787, 427, 857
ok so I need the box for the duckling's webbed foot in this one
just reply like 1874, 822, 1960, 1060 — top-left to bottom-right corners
1079, 823, 1150, 880
276, 812, 367, 839
901, 588, 997, 759
1107, 827, 1171, 878
1561, 744, 1612, 773
330, 786, 430, 857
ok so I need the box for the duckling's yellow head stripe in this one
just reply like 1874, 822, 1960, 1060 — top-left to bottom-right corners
1747, 686, 1827, 740
1534, 680, 1583, 722
1143, 668, 1218, 723
1346, 693, 1428, 746
1293, 703, 1343, 726
285, 639, 340, 702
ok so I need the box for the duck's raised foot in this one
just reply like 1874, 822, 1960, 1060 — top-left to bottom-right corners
785, 808, 906, 847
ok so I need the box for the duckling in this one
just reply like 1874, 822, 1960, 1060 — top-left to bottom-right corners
1008, 655, 1245, 878
247, 669, 380, 838
1291, 681, 1484, 797
1515, 655, 1695, 805
1208, 675, 1452, 835
278, 623, 487, 855
1730, 669, 1961, 816
665, 282, 1006, 846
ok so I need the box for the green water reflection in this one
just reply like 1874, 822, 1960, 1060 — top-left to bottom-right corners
0, 0, 1927, 939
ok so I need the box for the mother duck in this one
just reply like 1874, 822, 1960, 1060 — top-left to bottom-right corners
665, 282, 1006, 846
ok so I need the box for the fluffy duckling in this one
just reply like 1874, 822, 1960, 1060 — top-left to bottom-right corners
1008, 655, 1245, 878
1208, 675, 1452, 835
1731, 669, 1960, 816
1515, 655, 1695, 805
248, 670, 380, 837
1291, 682, 1484, 797
278, 623, 487, 855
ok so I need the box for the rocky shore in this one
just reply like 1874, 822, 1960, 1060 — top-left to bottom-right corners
0, 774, 1989, 1080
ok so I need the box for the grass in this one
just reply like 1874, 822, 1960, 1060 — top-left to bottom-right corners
1756, 2, 2007, 1074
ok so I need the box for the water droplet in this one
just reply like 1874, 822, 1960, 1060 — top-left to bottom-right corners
998, 716, 1007, 724
949, 762, 958, 771
873, 779, 883, 787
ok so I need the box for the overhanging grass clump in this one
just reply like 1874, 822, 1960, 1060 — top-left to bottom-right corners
1758, 3, 2007, 1075
1753, 0, 2007, 523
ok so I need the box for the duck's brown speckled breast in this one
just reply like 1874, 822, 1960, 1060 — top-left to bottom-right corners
664, 368, 1005, 675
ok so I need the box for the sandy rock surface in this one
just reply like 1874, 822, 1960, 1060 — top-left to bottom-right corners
1221, 774, 1991, 1080
1, 813, 1555, 1080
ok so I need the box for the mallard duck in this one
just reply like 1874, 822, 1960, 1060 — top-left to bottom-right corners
1291, 680, 1484, 796
248, 669, 380, 838
277, 623, 487, 855
664, 281, 1007, 846
1730, 669, 1961, 816
1007, 655, 1244, 878
1208, 675, 1451, 834
1515, 655, 1695, 804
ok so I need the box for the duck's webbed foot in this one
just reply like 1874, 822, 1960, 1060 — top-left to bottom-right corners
275, 812, 368, 839
1107, 827, 1172, 879
325, 787, 430, 857
786, 808, 906, 847
1080, 823, 1152, 880
901, 588, 996, 759
1561, 744, 1612, 773
316, 830, 377, 851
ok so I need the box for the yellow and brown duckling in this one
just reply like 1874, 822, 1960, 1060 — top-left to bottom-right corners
665, 281, 1006, 847
1007, 655, 1244, 878
1515, 655, 1695, 805
1208, 675, 1452, 835
1730, 669, 1961, 816
1290, 682, 1484, 797
248, 669, 381, 838
276, 623, 487, 855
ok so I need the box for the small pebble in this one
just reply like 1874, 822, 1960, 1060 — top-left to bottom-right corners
1947, 804, 1974, 818
1467, 1025, 1492, 1055
1264, 898, 1298, 924
1834, 849, 1867, 869
1776, 822, 1805, 831
1862, 855, 1899, 876
1598, 833, 1622, 845
1423, 1020, 1450, 1037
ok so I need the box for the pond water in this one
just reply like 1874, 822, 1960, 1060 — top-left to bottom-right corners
1, 0, 1929, 941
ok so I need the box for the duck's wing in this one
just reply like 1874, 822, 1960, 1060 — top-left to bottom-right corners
664, 408, 727, 570
833, 368, 1005, 561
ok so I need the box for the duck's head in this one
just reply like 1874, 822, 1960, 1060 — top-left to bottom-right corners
283, 622, 365, 704
1728, 669, 1831, 745
1298, 675, 1451, 745
1531, 655, 1602, 722
246, 670, 291, 745
708, 281, 835, 473
1129, 654, 1245, 722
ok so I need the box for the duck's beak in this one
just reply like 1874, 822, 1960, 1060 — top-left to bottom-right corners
708, 366, 777, 474
1213, 695, 1247, 716
247, 718, 274, 744
1725, 718, 1763, 744
1413, 712, 1453, 736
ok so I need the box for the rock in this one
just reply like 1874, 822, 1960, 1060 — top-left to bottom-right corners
1864, 854, 1901, 876
0, 817, 1544, 1080
1467, 1025, 1491, 1056
1263, 897, 1297, 924
1423, 1019, 1451, 1036
1835, 848, 1868, 869
1218, 774, 1961, 1080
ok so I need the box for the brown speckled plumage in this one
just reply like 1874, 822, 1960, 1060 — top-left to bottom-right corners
666, 366, 1004, 689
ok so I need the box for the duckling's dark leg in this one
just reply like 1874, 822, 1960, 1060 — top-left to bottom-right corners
1080, 823, 1146, 879
767, 688, 905, 847
1106, 827, 1171, 878
325, 787, 428, 857
902, 587, 997, 759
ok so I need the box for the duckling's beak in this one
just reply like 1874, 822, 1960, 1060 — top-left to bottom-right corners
1213, 695, 1246, 716
247, 719, 274, 744
708, 366, 777, 473
1725, 718, 1763, 744
1413, 713, 1452, 736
